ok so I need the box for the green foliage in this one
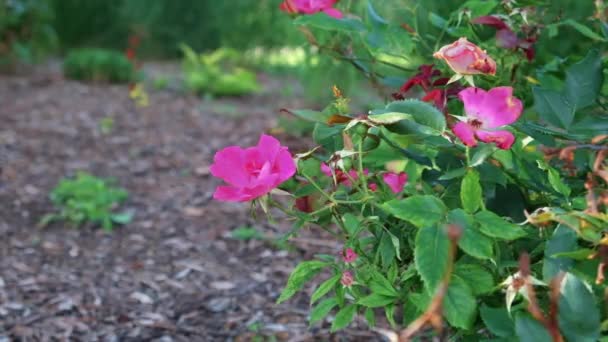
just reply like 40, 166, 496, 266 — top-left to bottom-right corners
180, 45, 260, 96
63, 48, 134, 83
41, 172, 131, 231
0, 0, 57, 70
228, 0, 608, 339
50, 0, 299, 57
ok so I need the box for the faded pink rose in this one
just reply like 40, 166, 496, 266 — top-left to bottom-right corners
279, 0, 343, 18
340, 270, 354, 287
383, 172, 408, 194
434, 37, 496, 75
342, 248, 358, 263
452, 87, 523, 150
210, 134, 296, 202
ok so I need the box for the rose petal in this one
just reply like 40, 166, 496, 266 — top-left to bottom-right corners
213, 185, 251, 202
458, 87, 522, 128
210, 146, 248, 187
323, 7, 343, 18
452, 122, 478, 147
383, 172, 408, 194
472, 15, 510, 30
476, 129, 516, 149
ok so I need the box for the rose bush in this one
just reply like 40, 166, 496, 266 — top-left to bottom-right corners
212, 1, 608, 340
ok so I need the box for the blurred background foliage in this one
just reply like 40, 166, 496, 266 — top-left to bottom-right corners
0, 0, 601, 101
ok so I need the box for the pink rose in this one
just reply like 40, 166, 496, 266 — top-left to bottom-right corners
340, 270, 354, 287
210, 134, 296, 202
452, 87, 523, 150
342, 248, 358, 263
383, 172, 408, 194
279, 0, 343, 18
434, 37, 496, 75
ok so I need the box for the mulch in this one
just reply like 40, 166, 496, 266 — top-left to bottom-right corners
0, 64, 386, 341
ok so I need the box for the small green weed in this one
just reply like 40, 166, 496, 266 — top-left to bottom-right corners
180, 45, 261, 96
63, 48, 135, 83
41, 172, 132, 230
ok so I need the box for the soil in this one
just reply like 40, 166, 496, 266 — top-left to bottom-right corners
0, 63, 385, 341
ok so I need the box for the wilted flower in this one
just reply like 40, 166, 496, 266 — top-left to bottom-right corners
501, 271, 545, 312
210, 134, 296, 202
452, 87, 523, 149
340, 270, 354, 287
279, 0, 343, 18
321, 163, 368, 187
383, 172, 408, 194
434, 37, 496, 76
472, 15, 537, 61
393, 64, 463, 112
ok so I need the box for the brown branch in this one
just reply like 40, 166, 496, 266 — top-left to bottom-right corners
519, 253, 564, 342
398, 225, 462, 341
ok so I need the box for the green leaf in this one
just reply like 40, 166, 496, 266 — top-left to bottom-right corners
364, 307, 376, 327
562, 19, 607, 42
357, 293, 395, 307
551, 248, 595, 260
369, 270, 398, 297
558, 273, 600, 341
537, 161, 571, 198
471, 144, 497, 167
310, 274, 341, 304
480, 305, 515, 337
461, 169, 482, 214
368, 112, 412, 125
543, 224, 577, 282
475, 211, 527, 240
342, 213, 361, 237
443, 276, 477, 330
310, 297, 338, 324
388, 230, 401, 261
277, 261, 327, 303
461, 0, 498, 17
533, 50, 603, 129
294, 13, 366, 32
449, 209, 494, 260
454, 264, 494, 295
331, 304, 357, 332
415, 225, 449, 292
382, 195, 447, 228
439, 167, 467, 180
515, 314, 552, 342
282, 108, 328, 123
111, 212, 133, 224
381, 100, 446, 136
379, 231, 396, 268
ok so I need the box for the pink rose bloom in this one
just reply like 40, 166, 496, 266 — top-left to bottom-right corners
452, 87, 523, 150
434, 37, 496, 75
383, 172, 408, 194
340, 270, 354, 287
210, 134, 296, 202
368, 182, 378, 192
342, 248, 358, 263
279, 0, 343, 18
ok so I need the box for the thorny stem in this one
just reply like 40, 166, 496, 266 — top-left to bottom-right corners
357, 139, 370, 197
519, 253, 565, 342
301, 172, 335, 204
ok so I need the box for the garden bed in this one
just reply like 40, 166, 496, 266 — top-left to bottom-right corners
0, 64, 382, 341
